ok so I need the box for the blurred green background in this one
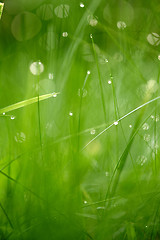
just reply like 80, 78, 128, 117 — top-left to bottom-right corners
0, 0, 160, 239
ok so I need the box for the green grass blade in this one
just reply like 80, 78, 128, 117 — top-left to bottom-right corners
0, 92, 60, 114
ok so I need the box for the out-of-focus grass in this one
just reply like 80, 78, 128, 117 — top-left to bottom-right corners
0, 0, 160, 239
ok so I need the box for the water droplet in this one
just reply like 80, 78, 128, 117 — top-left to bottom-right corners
147, 33, 160, 46
87, 15, 98, 27
142, 123, 149, 131
52, 92, 57, 98
150, 115, 155, 120
117, 21, 127, 30
77, 89, 87, 98
87, 70, 91, 75
54, 4, 70, 18
105, 171, 109, 177
15, 132, 26, 143
155, 115, 159, 122
2, 112, 5, 115
105, 58, 108, 63
30, 61, 44, 75
90, 129, 96, 135
48, 73, 54, 79
90, 34, 93, 39
62, 32, 68, 37
129, 124, 132, 128
137, 155, 147, 166
114, 121, 118, 126
69, 112, 73, 116
97, 206, 105, 210
84, 200, 87, 204
145, 225, 148, 228
144, 134, 150, 142
158, 55, 160, 60
108, 80, 112, 85
80, 2, 84, 8
11, 116, 15, 120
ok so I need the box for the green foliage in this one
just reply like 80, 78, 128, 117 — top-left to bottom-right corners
0, 0, 160, 239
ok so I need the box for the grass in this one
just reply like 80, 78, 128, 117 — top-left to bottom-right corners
0, 0, 160, 239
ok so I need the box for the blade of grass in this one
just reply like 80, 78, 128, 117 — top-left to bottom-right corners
0, 92, 60, 115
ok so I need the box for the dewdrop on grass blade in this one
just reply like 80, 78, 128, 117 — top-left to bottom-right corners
108, 80, 112, 85
62, 32, 68, 37
87, 70, 91, 75
142, 123, 149, 130
48, 73, 54, 79
69, 112, 73, 116
117, 21, 127, 30
11, 116, 15, 120
79, 2, 84, 8
114, 121, 118, 126
52, 92, 57, 98
90, 129, 96, 135
30, 61, 44, 75
158, 55, 160, 60
129, 124, 132, 128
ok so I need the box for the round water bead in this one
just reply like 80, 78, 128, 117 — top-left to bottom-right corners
54, 4, 70, 18
117, 21, 127, 30
87, 15, 98, 27
15, 132, 26, 143
142, 123, 149, 131
136, 155, 147, 166
30, 61, 44, 75
147, 33, 160, 46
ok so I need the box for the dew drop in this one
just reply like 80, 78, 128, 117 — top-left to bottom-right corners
11, 116, 15, 120
90, 129, 96, 135
48, 73, 54, 79
84, 200, 87, 204
90, 34, 93, 39
87, 70, 91, 75
137, 155, 147, 166
15, 132, 26, 143
105, 171, 109, 177
114, 121, 118, 126
54, 4, 70, 19
87, 15, 98, 27
80, 2, 85, 8
3, 112, 5, 115
108, 80, 112, 85
69, 112, 73, 116
117, 21, 127, 30
62, 32, 68, 37
77, 89, 87, 98
142, 123, 149, 131
147, 33, 160, 46
144, 134, 150, 142
52, 92, 57, 98
129, 124, 132, 128
105, 58, 108, 63
97, 206, 105, 210
30, 61, 44, 75
158, 55, 160, 60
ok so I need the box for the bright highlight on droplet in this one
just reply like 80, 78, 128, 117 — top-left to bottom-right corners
114, 121, 118, 126
84, 200, 87, 204
52, 92, 57, 98
108, 80, 112, 85
80, 3, 84, 8
30, 61, 44, 75
15, 132, 26, 143
3, 112, 5, 115
142, 123, 149, 130
49, 73, 54, 79
147, 33, 160, 46
158, 55, 160, 60
117, 21, 127, 30
69, 112, 73, 116
87, 70, 91, 75
90, 34, 93, 39
90, 129, 96, 135
87, 15, 98, 27
105, 59, 108, 63
62, 32, 68, 37
11, 116, 15, 120
129, 124, 132, 128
